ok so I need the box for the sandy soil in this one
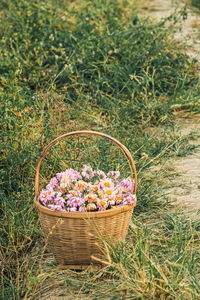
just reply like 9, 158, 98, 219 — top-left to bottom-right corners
140, 0, 200, 60
141, 0, 200, 214
166, 115, 200, 214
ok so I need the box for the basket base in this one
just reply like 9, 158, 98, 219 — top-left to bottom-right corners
58, 264, 102, 270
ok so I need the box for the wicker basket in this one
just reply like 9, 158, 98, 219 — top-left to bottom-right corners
34, 131, 137, 269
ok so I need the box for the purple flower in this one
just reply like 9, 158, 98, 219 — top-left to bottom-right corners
70, 207, 77, 212
56, 171, 66, 181
123, 193, 136, 205
54, 195, 65, 207
57, 169, 81, 181
91, 170, 96, 178
66, 193, 74, 200
107, 171, 120, 179
81, 165, 94, 180
47, 204, 64, 211
50, 177, 58, 185
67, 168, 82, 181
40, 189, 50, 204
82, 172, 90, 180
79, 206, 86, 212
98, 182, 104, 190
97, 170, 106, 179
69, 197, 85, 208
119, 178, 134, 193
46, 190, 56, 201
47, 177, 60, 191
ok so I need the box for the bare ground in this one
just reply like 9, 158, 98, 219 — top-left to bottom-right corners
141, 0, 200, 213
140, 0, 200, 60
167, 116, 200, 213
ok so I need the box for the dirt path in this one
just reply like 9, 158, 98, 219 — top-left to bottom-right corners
141, 0, 200, 213
167, 116, 200, 213
140, 0, 200, 60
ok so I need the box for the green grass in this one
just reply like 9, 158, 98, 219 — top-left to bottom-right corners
191, 0, 200, 9
0, 0, 200, 299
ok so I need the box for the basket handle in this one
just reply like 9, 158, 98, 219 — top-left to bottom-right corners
35, 130, 137, 200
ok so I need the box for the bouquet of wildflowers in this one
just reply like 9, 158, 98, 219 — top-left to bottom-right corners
40, 165, 136, 212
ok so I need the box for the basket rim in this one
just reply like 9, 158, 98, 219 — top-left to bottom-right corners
34, 196, 136, 219
35, 131, 137, 200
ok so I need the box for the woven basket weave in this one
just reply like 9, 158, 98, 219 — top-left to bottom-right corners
34, 131, 137, 269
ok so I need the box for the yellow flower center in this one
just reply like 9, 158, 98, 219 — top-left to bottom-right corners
100, 201, 106, 206
106, 190, 112, 195
104, 182, 110, 187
